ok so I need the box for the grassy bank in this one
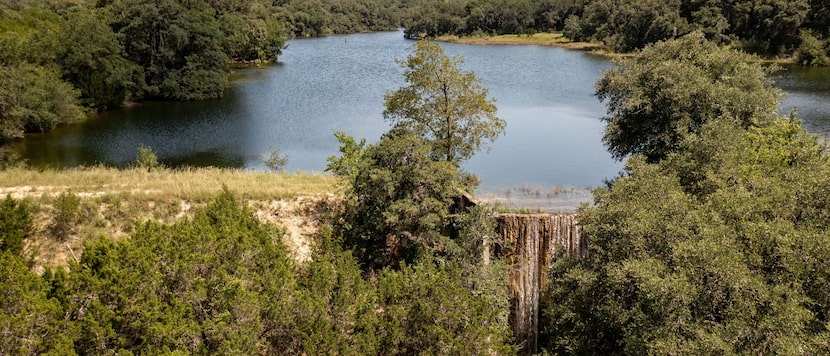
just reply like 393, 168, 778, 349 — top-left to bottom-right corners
434, 32, 798, 63
0, 166, 337, 201
1, 166, 339, 271
436, 32, 604, 51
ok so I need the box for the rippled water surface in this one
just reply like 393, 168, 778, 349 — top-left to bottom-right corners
15, 31, 830, 205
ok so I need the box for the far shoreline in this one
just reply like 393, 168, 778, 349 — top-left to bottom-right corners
434, 32, 797, 64
434, 32, 608, 53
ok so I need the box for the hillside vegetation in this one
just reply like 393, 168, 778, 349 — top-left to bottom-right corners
2, 5, 830, 353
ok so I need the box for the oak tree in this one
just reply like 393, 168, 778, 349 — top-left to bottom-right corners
384, 41, 505, 164
596, 32, 782, 161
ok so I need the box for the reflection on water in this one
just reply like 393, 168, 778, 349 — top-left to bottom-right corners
777, 65, 830, 137
13, 30, 830, 210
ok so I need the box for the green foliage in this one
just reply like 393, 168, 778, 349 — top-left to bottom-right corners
376, 257, 514, 354
67, 189, 299, 354
49, 192, 80, 241
328, 130, 467, 269
0, 195, 32, 256
261, 146, 288, 172
292, 232, 380, 354
134, 145, 161, 171
1, 0, 288, 111
276, 0, 403, 37
596, 33, 782, 161
542, 119, 830, 354
464, 0, 535, 35
401, 0, 466, 38
725, 0, 810, 54
58, 7, 140, 110
579, 0, 689, 52
0, 252, 74, 355
384, 41, 505, 164
798, 30, 830, 66
0, 63, 84, 143
0, 6, 63, 66
394, 0, 819, 55
217, 4, 286, 62
561, 14, 585, 41
0, 187, 515, 353
108, 0, 229, 100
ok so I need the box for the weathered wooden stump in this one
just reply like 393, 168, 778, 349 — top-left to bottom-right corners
494, 214, 585, 354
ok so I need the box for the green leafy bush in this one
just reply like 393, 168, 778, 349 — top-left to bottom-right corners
49, 192, 80, 241
543, 120, 830, 354
134, 145, 161, 170
0, 195, 33, 256
261, 146, 288, 172
0, 63, 84, 143
798, 30, 830, 66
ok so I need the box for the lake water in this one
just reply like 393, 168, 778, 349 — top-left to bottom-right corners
14, 30, 830, 210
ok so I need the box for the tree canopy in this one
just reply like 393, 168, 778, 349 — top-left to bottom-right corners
327, 130, 469, 269
543, 119, 830, 354
542, 37, 830, 354
595, 32, 782, 162
384, 41, 505, 164
397, 0, 830, 56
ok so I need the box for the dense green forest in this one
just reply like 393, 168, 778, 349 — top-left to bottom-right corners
0, 0, 286, 143
0, 190, 513, 354
400, 0, 830, 54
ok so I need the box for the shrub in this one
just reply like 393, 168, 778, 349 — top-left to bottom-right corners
798, 30, 830, 66
49, 192, 80, 241
261, 146, 288, 172
0, 195, 33, 256
134, 145, 161, 170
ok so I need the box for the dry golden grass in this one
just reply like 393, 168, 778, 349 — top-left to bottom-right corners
1, 166, 340, 272
0, 166, 338, 202
436, 32, 604, 51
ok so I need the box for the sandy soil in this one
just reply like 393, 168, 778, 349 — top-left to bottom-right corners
4, 185, 330, 272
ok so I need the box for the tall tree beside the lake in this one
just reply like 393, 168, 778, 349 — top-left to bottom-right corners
595, 32, 782, 162
384, 41, 505, 164
327, 130, 466, 269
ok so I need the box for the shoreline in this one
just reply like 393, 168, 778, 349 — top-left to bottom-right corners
434, 32, 798, 64
435, 32, 611, 56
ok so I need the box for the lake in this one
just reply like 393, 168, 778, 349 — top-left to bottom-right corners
13, 31, 830, 210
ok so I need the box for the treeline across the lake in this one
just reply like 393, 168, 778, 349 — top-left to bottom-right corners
0, 0, 406, 145
401, 0, 830, 55
0, 0, 286, 143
